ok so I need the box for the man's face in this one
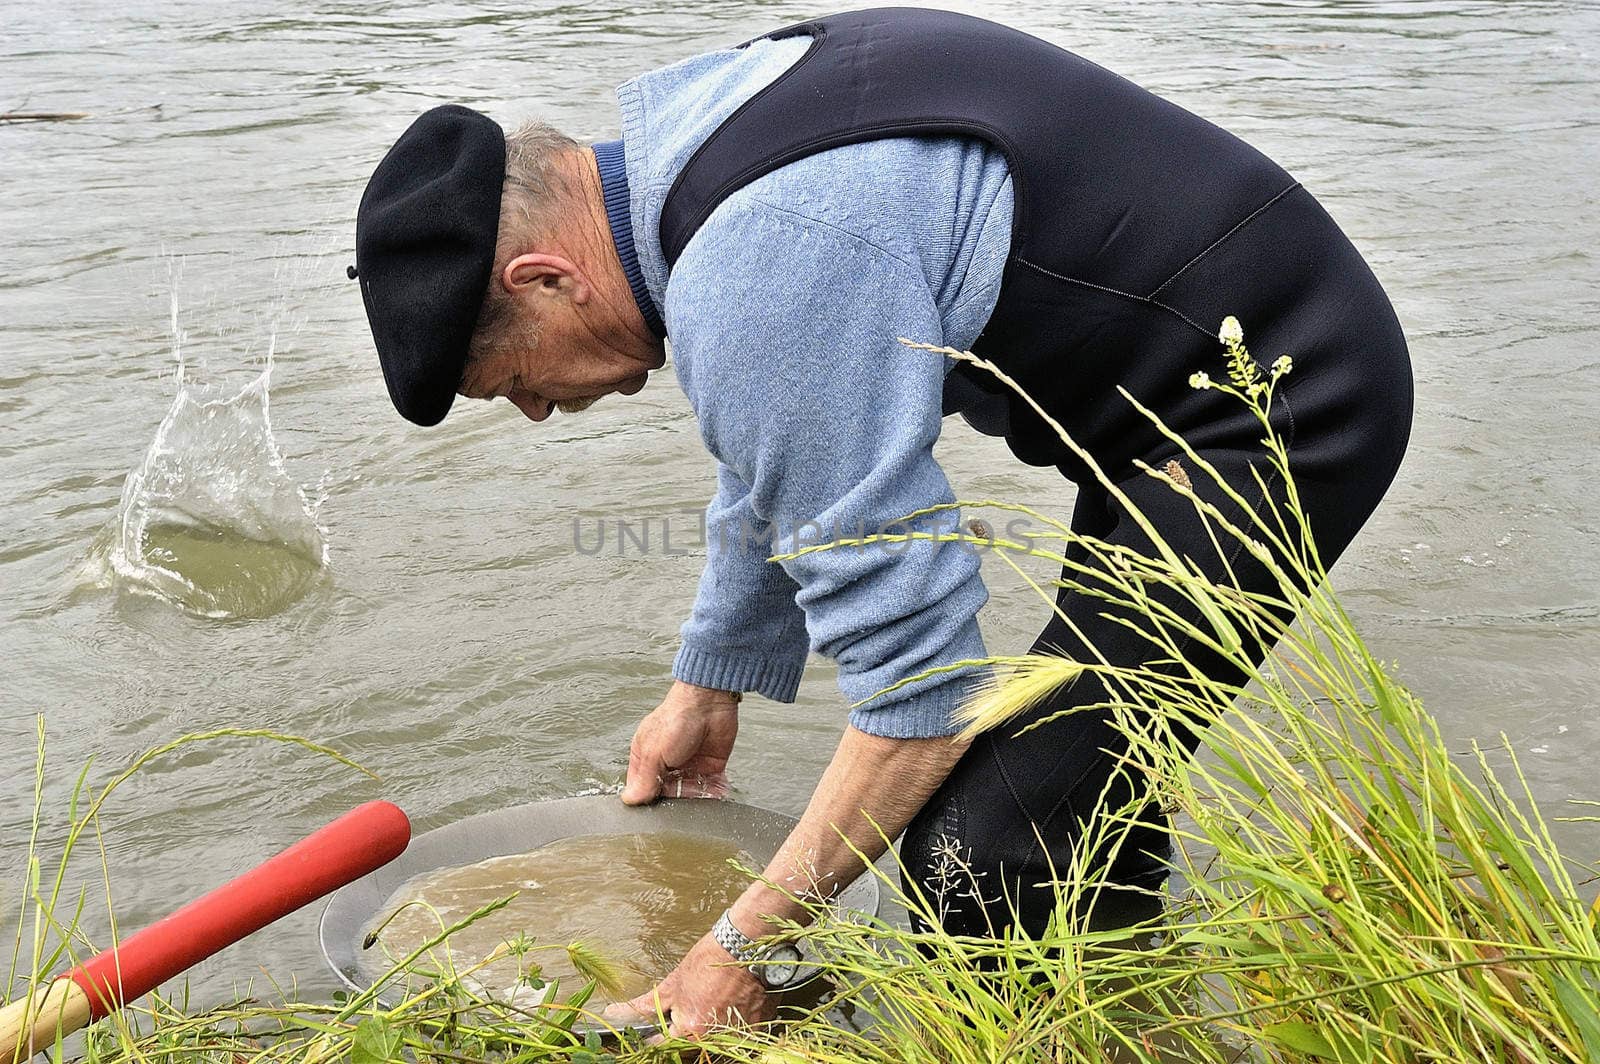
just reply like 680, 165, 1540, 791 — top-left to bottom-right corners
455, 300, 650, 423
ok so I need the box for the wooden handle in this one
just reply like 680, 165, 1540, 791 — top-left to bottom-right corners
1, 980, 92, 1063
0, 801, 410, 1060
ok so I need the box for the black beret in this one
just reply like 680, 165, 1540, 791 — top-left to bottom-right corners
354, 105, 506, 426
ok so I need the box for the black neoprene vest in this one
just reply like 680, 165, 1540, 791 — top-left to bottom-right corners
658, 8, 1302, 479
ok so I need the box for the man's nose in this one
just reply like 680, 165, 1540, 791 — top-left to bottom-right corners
508, 392, 552, 422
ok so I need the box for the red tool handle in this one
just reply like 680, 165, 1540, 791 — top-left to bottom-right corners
67, 800, 410, 1017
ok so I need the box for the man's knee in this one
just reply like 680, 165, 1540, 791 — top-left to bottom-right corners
902, 787, 1174, 941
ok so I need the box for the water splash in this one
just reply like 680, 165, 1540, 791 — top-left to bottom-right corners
97, 290, 329, 620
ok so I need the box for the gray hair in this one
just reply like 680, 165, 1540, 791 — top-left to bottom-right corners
468, 120, 585, 365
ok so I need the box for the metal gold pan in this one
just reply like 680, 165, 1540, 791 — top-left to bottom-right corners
319, 795, 882, 1032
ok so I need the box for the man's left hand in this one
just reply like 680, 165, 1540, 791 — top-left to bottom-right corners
601, 929, 773, 1039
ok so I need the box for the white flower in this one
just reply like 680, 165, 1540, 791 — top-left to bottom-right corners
1218, 316, 1244, 345
1272, 354, 1294, 378
1189, 371, 1212, 390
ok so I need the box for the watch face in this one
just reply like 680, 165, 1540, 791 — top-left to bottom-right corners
759, 943, 803, 988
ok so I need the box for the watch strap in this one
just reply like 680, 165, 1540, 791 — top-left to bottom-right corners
711, 909, 760, 964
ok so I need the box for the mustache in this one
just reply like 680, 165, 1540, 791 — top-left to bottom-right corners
554, 395, 601, 414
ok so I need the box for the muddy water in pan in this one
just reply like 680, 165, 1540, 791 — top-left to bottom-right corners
363, 833, 755, 1006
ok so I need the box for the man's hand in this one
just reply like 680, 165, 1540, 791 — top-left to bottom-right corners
610, 722, 969, 1041
602, 928, 773, 1038
622, 681, 740, 804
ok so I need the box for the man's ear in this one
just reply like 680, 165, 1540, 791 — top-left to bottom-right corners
503, 253, 591, 304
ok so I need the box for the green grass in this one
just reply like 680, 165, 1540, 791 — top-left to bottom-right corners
8, 318, 1598, 1062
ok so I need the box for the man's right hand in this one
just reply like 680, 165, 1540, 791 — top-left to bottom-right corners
621, 680, 740, 805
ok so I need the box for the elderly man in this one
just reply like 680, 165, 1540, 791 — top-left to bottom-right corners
352, 7, 1412, 1036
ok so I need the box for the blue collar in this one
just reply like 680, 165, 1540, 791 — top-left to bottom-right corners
593, 139, 666, 339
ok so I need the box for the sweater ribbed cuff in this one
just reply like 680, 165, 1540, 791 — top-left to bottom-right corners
846, 668, 985, 739
673, 643, 805, 703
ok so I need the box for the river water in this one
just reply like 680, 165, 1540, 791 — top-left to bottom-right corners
2, 0, 1596, 1003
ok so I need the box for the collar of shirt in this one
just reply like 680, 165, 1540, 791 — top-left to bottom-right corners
593, 139, 666, 338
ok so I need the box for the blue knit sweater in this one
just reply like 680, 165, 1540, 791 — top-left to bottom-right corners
602, 35, 1015, 738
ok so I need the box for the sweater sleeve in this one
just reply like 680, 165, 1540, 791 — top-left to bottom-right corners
673, 461, 810, 702
665, 198, 990, 739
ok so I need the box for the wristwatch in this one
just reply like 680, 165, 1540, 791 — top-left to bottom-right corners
711, 910, 804, 990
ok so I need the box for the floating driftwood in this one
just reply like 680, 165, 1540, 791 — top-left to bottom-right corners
0, 112, 90, 124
